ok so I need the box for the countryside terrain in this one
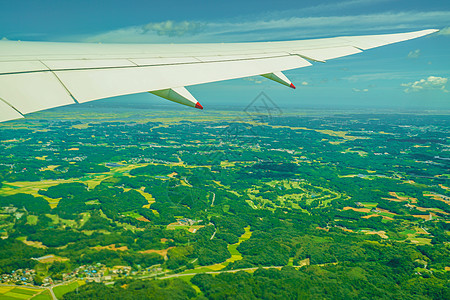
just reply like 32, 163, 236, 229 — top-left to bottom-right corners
0, 105, 449, 299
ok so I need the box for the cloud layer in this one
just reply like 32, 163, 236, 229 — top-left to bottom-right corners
77, 10, 450, 43
142, 21, 205, 37
402, 76, 448, 93
438, 27, 450, 35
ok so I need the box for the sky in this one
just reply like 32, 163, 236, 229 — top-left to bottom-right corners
1, 0, 450, 110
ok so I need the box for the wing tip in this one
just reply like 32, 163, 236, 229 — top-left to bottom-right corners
421, 29, 440, 36
195, 102, 204, 110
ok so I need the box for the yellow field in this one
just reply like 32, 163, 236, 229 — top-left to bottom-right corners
0, 180, 69, 208
269, 125, 369, 141
407, 234, 432, 245
0, 163, 152, 208
0, 286, 12, 294
0, 285, 46, 300
220, 161, 235, 167
72, 123, 90, 129
213, 180, 226, 187
362, 214, 394, 221
360, 230, 389, 239
40, 165, 60, 171
342, 149, 368, 157
134, 189, 155, 203
180, 180, 192, 187
344, 207, 371, 213
388, 192, 418, 203
140, 246, 174, 259
93, 244, 129, 251
424, 193, 450, 205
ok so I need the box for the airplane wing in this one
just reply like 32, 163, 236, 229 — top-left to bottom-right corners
0, 29, 438, 122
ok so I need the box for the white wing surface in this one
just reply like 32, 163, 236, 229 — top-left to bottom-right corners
0, 29, 438, 122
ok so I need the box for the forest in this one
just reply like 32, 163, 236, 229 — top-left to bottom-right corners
0, 109, 448, 299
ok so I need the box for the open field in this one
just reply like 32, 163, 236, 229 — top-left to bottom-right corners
140, 247, 174, 259
0, 163, 149, 205
344, 207, 370, 213
53, 281, 85, 299
0, 285, 48, 300
93, 244, 129, 251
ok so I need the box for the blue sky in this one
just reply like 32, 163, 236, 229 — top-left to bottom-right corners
2, 0, 449, 110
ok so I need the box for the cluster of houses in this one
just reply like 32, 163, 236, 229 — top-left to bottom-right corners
1, 268, 36, 285
0, 263, 165, 287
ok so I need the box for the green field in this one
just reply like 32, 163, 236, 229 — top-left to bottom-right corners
0, 286, 46, 300
53, 281, 85, 299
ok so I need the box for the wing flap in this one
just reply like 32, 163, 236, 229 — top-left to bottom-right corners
54, 56, 311, 103
0, 72, 75, 114
0, 99, 23, 122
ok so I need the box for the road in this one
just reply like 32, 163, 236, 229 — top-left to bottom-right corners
157, 264, 310, 280
211, 192, 216, 207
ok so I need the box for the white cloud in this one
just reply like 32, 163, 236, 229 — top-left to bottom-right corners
352, 88, 369, 92
75, 11, 450, 43
301, 81, 309, 86
244, 77, 263, 84
142, 21, 205, 37
344, 72, 411, 82
1, 37, 8, 41
401, 76, 448, 93
438, 27, 450, 36
407, 49, 421, 59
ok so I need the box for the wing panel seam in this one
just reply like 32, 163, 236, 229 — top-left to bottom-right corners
39, 60, 80, 104
0, 54, 292, 76
0, 96, 25, 117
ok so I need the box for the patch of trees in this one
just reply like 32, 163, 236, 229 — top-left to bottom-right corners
28, 229, 86, 248
211, 215, 246, 238
0, 193, 50, 214
165, 246, 195, 270
81, 210, 114, 231
0, 239, 46, 274
74, 249, 163, 268
215, 232, 239, 244
196, 239, 230, 266
192, 262, 449, 300
39, 182, 89, 199
97, 188, 147, 214
418, 196, 450, 214
146, 181, 209, 222
237, 231, 290, 266
63, 278, 196, 300
193, 226, 231, 266
418, 243, 450, 270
